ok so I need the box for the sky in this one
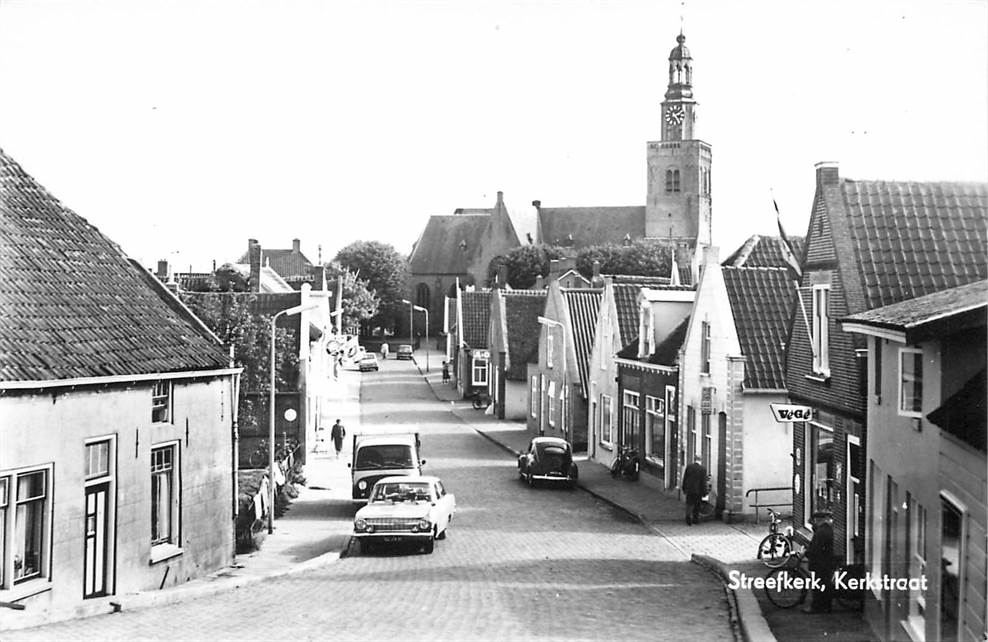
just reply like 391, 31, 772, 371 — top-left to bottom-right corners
1, 0, 985, 273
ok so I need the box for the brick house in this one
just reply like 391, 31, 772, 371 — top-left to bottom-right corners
0, 148, 241, 619
786, 161, 987, 565
842, 281, 987, 642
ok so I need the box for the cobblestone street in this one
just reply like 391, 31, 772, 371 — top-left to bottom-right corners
6, 357, 733, 641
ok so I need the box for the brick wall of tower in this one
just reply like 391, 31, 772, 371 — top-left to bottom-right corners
645, 140, 712, 244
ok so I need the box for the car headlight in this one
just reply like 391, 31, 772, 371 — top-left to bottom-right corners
416, 518, 431, 530
354, 518, 367, 531
358, 480, 367, 490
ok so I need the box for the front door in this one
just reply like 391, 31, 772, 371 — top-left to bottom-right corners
83, 483, 109, 598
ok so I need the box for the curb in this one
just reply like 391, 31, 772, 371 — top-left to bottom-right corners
692, 554, 777, 642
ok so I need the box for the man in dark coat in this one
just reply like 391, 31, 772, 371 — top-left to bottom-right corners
330, 419, 346, 459
804, 514, 836, 613
681, 461, 707, 526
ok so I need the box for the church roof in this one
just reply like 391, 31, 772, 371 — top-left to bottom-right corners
0, 148, 229, 383
538, 206, 645, 249
409, 214, 492, 274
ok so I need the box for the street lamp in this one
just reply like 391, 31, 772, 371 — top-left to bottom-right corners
537, 316, 566, 437
268, 302, 319, 534
401, 300, 430, 372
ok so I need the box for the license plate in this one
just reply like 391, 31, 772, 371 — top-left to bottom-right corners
383, 536, 402, 543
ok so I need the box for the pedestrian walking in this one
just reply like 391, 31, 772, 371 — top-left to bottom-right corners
803, 513, 836, 613
380, 342, 389, 360
442, 361, 450, 383
330, 419, 346, 459
681, 460, 707, 526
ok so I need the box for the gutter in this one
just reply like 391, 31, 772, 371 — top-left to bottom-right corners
1, 367, 243, 391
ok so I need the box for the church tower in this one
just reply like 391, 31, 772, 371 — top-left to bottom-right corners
645, 32, 712, 254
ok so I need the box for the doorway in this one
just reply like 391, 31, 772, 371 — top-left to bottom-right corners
83, 483, 109, 598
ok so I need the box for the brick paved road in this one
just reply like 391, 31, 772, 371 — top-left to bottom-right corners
8, 358, 733, 642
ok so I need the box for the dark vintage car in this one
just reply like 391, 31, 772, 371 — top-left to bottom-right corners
517, 437, 578, 488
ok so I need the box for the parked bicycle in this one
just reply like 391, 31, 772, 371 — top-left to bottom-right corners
763, 550, 865, 610
470, 391, 492, 410
248, 437, 301, 469
757, 508, 794, 568
696, 477, 717, 519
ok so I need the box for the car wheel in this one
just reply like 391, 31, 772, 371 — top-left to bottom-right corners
423, 533, 435, 554
437, 523, 448, 540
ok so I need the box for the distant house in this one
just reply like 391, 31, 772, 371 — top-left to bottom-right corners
842, 280, 986, 642
236, 238, 318, 290
786, 162, 987, 567
408, 192, 520, 334
613, 286, 695, 487
0, 148, 241, 616
450, 289, 492, 399
528, 280, 602, 451
678, 247, 796, 521
488, 282, 546, 421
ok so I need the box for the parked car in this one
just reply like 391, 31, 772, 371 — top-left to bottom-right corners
396, 344, 414, 360
517, 437, 578, 489
358, 354, 379, 372
353, 476, 455, 554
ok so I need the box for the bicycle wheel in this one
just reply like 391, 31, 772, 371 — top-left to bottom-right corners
758, 533, 793, 568
697, 494, 716, 519
764, 567, 809, 609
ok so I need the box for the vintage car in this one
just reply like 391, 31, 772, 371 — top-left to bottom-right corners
396, 344, 414, 360
517, 436, 578, 488
353, 476, 455, 554
358, 353, 379, 372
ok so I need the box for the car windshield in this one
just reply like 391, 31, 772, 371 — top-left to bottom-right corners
354, 444, 415, 470
371, 482, 432, 503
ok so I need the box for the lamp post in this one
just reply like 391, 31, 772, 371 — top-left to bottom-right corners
269, 302, 319, 534
402, 299, 414, 350
537, 316, 566, 437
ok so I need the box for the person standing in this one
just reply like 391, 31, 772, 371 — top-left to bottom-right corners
442, 361, 450, 383
804, 514, 836, 613
380, 342, 389, 360
330, 419, 346, 459
681, 460, 707, 526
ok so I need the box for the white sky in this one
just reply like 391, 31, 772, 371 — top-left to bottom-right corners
1, 0, 985, 272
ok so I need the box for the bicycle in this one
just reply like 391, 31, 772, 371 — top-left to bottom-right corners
757, 508, 794, 568
696, 477, 717, 519
470, 391, 492, 410
248, 437, 301, 469
763, 550, 865, 610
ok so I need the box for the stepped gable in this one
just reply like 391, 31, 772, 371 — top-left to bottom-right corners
0, 148, 228, 382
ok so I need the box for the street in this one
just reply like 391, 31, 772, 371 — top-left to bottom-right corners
8, 356, 733, 642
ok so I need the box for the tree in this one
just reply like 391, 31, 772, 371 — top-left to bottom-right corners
576, 240, 672, 278
322, 261, 379, 334
486, 244, 566, 289
334, 241, 407, 333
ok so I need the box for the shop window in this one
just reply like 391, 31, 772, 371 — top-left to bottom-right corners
809, 422, 835, 518
622, 391, 640, 446
645, 395, 665, 468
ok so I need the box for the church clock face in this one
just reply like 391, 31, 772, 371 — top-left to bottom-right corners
665, 105, 685, 125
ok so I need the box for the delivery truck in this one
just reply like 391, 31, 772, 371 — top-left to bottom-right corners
348, 432, 425, 501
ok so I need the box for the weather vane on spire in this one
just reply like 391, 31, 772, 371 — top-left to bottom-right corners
680, 0, 685, 35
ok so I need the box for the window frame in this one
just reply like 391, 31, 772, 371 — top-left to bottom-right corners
807, 420, 836, 526
700, 320, 711, 375
546, 332, 555, 369
811, 284, 831, 376
897, 347, 923, 417
622, 391, 640, 447
644, 395, 665, 467
600, 394, 613, 446
471, 354, 488, 387
0, 463, 54, 594
530, 376, 538, 418
150, 442, 182, 561
547, 381, 556, 428
151, 380, 172, 424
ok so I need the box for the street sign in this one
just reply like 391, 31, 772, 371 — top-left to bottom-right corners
770, 403, 814, 422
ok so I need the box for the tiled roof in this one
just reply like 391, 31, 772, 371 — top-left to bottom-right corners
503, 291, 547, 378
612, 284, 643, 346
722, 235, 806, 268
461, 289, 491, 349
842, 180, 987, 310
538, 206, 645, 249
562, 289, 602, 396
841, 279, 987, 332
722, 267, 797, 390
927, 368, 986, 452
0, 148, 229, 382
409, 214, 492, 274
608, 274, 671, 286
236, 248, 314, 281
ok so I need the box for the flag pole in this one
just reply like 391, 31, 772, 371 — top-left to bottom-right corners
772, 190, 816, 361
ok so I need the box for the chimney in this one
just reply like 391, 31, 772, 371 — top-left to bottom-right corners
248, 239, 262, 293
496, 191, 504, 206
815, 161, 839, 188
531, 200, 541, 209
156, 260, 168, 280
496, 263, 508, 289
292, 238, 301, 253
591, 259, 602, 287
212, 259, 217, 272
534, 274, 545, 290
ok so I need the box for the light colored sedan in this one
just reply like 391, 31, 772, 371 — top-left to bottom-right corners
353, 476, 455, 554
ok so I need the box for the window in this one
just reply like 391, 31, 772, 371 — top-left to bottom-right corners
600, 395, 613, 445
809, 422, 835, 519
904, 495, 927, 638
415, 283, 430, 310
665, 169, 674, 192
0, 466, 52, 590
622, 391, 640, 446
665, 387, 677, 473
530, 376, 538, 418
151, 380, 171, 423
85, 441, 110, 480
811, 285, 830, 375
664, 168, 681, 193
701, 321, 711, 374
559, 386, 566, 433
899, 348, 923, 416
645, 396, 665, 467
151, 445, 179, 548
701, 413, 711, 473
547, 332, 555, 368
472, 354, 488, 386
939, 494, 965, 641
873, 339, 883, 402
547, 381, 556, 428
867, 460, 885, 599
687, 406, 696, 463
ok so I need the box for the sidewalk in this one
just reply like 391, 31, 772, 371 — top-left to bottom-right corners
1, 369, 362, 633
421, 368, 876, 642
